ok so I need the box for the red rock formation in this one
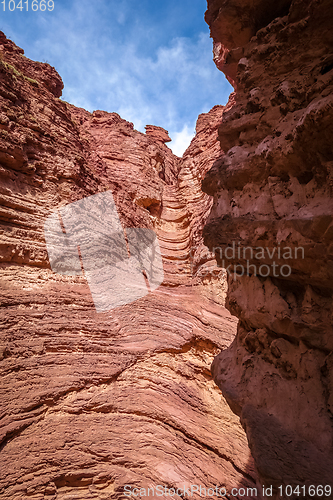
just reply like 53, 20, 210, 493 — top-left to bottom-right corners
0, 33, 257, 499
204, 0, 333, 495
145, 125, 172, 144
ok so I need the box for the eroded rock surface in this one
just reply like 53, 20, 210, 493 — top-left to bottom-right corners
204, 0, 333, 495
0, 33, 256, 499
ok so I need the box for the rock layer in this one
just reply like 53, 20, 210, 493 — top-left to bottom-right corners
0, 33, 256, 499
204, 0, 333, 495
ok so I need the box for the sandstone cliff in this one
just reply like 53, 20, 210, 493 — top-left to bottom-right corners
204, 0, 333, 495
0, 33, 257, 499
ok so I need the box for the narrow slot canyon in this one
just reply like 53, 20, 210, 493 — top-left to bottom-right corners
1, 0, 333, 498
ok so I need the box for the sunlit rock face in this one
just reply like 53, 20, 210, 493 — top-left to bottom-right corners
0, 32, 257, 499
204, 0, 333, 494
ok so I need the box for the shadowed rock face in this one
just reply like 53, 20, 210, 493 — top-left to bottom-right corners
204, 0, 333, 495
0, 33, 257, 499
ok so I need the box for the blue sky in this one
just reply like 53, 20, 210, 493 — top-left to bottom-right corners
0, 0, 232, 155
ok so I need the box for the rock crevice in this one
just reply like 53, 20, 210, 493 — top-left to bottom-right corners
0, 33, 256, 499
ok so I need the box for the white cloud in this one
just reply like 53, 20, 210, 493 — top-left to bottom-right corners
2, 0, 232, 145
169, 124, 195, 157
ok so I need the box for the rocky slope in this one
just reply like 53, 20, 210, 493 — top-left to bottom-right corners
203, 0, 333, 495
0, 33, 257, 499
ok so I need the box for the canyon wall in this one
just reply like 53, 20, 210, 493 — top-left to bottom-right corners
204, 0, 333, 495
0, 33, 257, 499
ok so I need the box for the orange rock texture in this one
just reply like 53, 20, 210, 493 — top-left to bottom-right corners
204, 0, 333, 495
0, 33, 257, 499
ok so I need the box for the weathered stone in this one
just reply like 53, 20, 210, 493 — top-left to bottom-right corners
0, 33, 256, 500
204, 0, 333, 495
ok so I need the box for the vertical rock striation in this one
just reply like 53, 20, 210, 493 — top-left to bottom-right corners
203, 0, 333, 495
0, 33, 257, 499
